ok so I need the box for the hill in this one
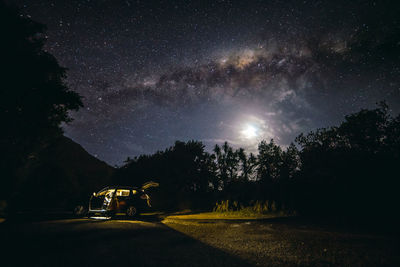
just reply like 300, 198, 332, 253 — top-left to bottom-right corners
13, 135, 115, 211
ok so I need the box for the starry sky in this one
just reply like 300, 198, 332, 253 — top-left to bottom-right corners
8, 0, 400, 165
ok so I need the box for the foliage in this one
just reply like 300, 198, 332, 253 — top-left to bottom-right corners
213, 200, 279, 214
294, 102, 400, 219
0, 2, 82, 200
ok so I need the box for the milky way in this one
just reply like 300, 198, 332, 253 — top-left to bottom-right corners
8, 0, 400, 165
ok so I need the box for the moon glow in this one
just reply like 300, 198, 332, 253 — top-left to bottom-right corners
241, 124, 258, 139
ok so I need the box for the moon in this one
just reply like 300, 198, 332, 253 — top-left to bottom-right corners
241, 124, 258, 139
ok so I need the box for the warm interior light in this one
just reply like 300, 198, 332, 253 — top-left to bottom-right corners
116, 189, 130, 196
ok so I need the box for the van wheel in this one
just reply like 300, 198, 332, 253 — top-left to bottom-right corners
126, 206, 137, 218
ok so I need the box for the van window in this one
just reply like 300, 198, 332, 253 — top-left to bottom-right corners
116, 189, 130, 197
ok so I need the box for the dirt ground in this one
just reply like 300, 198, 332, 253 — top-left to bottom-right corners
0, 215, 398, 266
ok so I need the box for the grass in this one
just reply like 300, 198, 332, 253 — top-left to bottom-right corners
165, 211, 284, 220
164, 200, 294, 220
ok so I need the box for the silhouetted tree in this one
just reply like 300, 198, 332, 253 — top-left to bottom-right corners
213, 142, 239, 192
294, 102, 400, 220
0, 2, 82, 199
116, 140, 217, 210
276, 143, 300, 210
257, 140, 283, 181
237, 148, 257, 182
256, 140, 283, 208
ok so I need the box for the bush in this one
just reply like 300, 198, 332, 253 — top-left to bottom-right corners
213, 199, 282, 214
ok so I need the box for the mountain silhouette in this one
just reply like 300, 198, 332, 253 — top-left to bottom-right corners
12, 135, 114, 212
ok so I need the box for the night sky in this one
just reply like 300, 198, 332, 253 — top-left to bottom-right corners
8, 0, 400, 165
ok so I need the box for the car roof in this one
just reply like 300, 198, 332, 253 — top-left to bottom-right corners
99, 186, 140, 191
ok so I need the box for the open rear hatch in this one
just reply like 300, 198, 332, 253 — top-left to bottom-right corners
141, 181, 159, 190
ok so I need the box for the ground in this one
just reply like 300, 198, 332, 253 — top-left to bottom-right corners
0, 214, 398, 266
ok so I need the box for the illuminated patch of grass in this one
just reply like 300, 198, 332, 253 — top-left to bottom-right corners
165, 201, 294, 220
164, 211, 288, 220
214, 200, 289, 213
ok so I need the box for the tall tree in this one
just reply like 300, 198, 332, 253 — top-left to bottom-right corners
213, 142, 239, 190
256, 139, 283, 205
0, 2, 83, 196
257, 139, 283, 182
237, 148, 257, 182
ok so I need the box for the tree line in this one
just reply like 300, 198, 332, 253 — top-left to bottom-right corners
116, 102, 400, 221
